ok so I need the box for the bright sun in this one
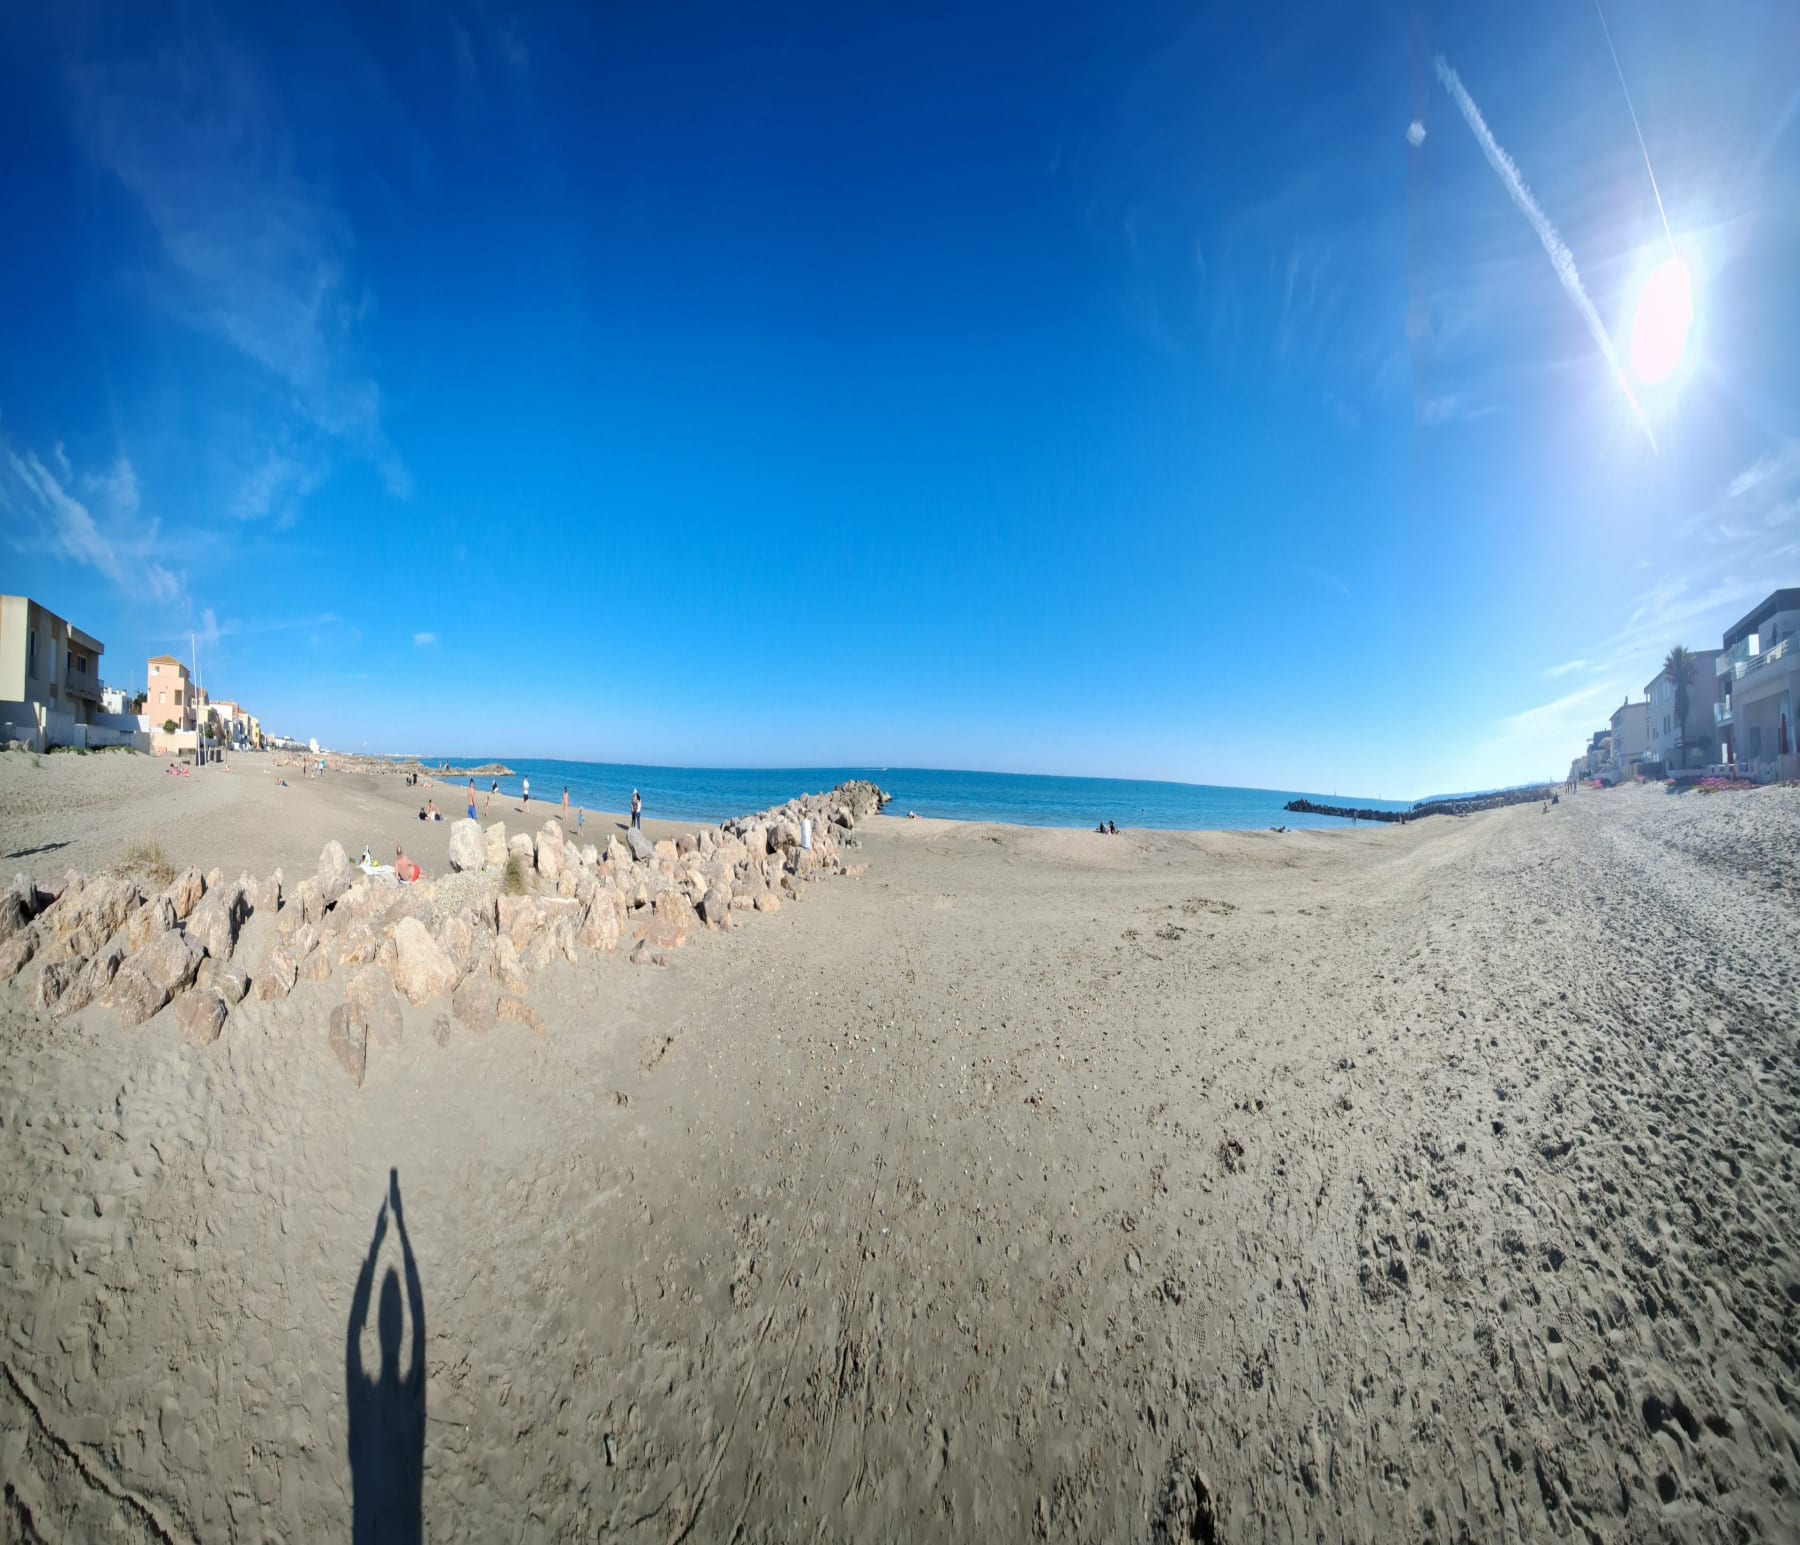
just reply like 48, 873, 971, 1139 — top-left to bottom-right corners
1629, 256, 1693, 384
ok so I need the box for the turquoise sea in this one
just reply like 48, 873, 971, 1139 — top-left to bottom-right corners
412, 760, 1412, 832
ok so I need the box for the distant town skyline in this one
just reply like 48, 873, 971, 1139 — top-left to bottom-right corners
2, 1, 1796, 799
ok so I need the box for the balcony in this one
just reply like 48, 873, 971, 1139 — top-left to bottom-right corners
1739, 635, 1794, 683
1718, 635, 1759, 676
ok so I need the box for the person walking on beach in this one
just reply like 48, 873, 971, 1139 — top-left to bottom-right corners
562, 786, 570, 829
485, 779, 497, 814
631, 789, 642, 830
466, 779, 477, 821
521, 776, 530, 811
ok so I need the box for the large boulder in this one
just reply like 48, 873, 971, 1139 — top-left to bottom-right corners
497, 893, 537, 953
174, 989, 228, 1045
0, 888, 31, 943
254, 944, 300, 1002
698, 888, 732, 929
29, 960, 73, 1012
317, 843, 353, 907
108, 964, 169, 1026
535, 824, 564, 881
448, 819, 484, 873
197, 958, 249, 1004
580, 897, 621, 953
347, 964, 405, 1044
55, 945, 125, 1021
135, 928, 203, 995
165, 866, 205, 922
625, 827, 654, 863
606, 835, 630, 866
127, 894, 177, 953
57, 876, 141, 957
186, 886, 241, 962
336, 920, 381, 968
391, 917, 456, 1006
484, 822, 508, 868
0, 930, 37, 981
507, 833, 535, 864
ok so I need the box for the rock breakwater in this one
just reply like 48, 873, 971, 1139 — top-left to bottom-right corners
3, 780, 888, 1086
1285, 784, 1559, 824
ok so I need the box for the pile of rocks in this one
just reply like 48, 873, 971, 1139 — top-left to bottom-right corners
2, 780, 887, 1088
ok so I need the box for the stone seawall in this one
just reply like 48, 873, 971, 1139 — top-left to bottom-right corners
2, 779, 890, 1086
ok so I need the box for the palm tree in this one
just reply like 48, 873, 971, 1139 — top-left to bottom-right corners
1663, 646, 1696, 758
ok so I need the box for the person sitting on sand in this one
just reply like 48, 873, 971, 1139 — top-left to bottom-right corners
418, 805, 428, 821
395, 847, 421, 884
1096, 821, 1107, 834
1108, 820, 1118, 835
426, 800, 443, 822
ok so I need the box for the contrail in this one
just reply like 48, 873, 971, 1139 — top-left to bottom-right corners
1433, 54, 1657, 450
1592, 0, 1676, 258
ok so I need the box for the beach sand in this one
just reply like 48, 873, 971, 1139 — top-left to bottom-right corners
3, 754, 1798, 1540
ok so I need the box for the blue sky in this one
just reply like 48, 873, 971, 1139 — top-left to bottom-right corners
2, 1, 1795, 798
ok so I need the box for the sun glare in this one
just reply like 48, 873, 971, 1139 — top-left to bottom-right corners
1629, 256, 1693, 384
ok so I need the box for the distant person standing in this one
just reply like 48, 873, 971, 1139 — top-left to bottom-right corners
562, 786, 571, 829
630, 789, 642, 830
467, 778, 477, 820
485, 778, 498, 814
522, 776, 531, 811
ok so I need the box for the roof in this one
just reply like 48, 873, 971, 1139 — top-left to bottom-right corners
1723, 588, 1800, 649
147, 654, 184, 666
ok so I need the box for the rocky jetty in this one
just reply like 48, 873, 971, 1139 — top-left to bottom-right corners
1285, 784, 1560, 824
2, 780, 888, 1087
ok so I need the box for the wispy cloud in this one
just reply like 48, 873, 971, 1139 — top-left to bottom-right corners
1542, 658, 1590, 679
1294, 564, 1351, 597
1416, 393, 1498, 428
77, 40, 409, 516
1, 441, 181, 604
413, 631, 437, 647
1432, 55, 1656, 450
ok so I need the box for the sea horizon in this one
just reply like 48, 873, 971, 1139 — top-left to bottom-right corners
392, 756, 1417, 832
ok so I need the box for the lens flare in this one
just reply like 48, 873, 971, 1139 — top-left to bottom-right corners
1629, 257, 1693, 384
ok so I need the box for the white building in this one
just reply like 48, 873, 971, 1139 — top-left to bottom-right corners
1716, 587, 1800, 780
0, 595, 107, 747
1606, 699, 1650, 779
1643, 649, 1722, 772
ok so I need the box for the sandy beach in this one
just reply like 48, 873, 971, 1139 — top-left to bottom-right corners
3, 752, 1798, 1541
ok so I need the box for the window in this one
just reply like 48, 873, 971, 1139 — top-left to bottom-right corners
159, 690, 167, 704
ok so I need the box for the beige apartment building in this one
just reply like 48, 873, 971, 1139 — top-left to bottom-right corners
146, 655, 196, 731
0, 594, 105, 743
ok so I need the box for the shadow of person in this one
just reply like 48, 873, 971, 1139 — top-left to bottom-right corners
346, 1168, 425, 1544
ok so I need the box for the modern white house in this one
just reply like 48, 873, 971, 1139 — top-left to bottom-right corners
1643, 648, 1722, 771
1716, 587, 1800, 780
0, 595, 145, 749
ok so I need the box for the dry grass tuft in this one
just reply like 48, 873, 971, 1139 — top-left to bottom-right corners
119, 836, 176, 888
